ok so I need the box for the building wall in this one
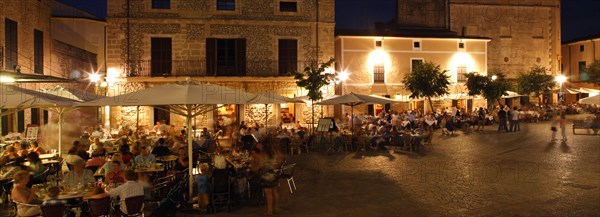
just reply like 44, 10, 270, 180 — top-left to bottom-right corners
336, 36, 488, 113
51, 18, 106, 76
448, 0, 561, 77
561, 38, 600, 103
105, 0, 335, 133
0, 0, 52, 75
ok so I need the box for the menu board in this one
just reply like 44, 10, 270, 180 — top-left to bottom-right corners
317, 118, 338, 132
26, 124, 39, 140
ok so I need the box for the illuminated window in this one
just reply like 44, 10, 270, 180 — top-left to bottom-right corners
373, 63, 385, 83
457, 65, 467, 82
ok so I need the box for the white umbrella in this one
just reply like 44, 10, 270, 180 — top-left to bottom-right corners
317, 92, 398, 133
579, 94, 600, 105
78, 82, 263, 198
501, 91, 525, 99
1, 85, 80, 155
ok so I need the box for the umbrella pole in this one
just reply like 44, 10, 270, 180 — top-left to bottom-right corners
265, 104, 268, 131
186, 106, 194, 200
136, 106, 140, 130
58, 110, 64, 157
351, 105, 354, 146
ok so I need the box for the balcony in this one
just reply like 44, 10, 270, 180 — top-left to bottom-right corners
127, 59, 307, 77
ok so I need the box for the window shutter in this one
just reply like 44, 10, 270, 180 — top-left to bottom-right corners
367, 105, 374, 116
236, 38, 246, 75
206, 38, 216, 75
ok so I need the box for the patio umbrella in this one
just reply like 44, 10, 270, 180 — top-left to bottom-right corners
0, 85, 80, 155
317, 92, 398, 134
501, 91, 525, 99
40, 85, 107, 154
78, 82, 262, 197
579, 94, 600, 105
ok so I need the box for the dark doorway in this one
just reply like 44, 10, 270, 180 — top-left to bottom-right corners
154, 106, 170, 125
151, 37, 172, 76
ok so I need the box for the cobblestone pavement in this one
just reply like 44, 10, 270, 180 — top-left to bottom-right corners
2, 115, 599, 217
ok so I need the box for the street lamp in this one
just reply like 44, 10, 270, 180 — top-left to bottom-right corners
491, 75, 498, 81
555, 75, 567, 103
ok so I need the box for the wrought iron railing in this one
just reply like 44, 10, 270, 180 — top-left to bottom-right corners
127, 59, 307, 77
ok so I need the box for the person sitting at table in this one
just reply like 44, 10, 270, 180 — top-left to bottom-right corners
0, 146, 20, 166
28, 141, 46, 155
105, 161, 125, 184
130, 142, 141, 157
169, 137, 186, 153
63, 159, 94, 186
11, 170, 42, 216
133, 145, 156, 165
43, 186, 75, 217
25, 152, 45, 183
173, 147, 189, 172
152, 138, 170, 157
86, 152, 106, 171
100, 153, 125, 176
14, 142, 29, 158
85, 170, 144, 215
119, 144, 133, 165
73, 141, 90, 161
89, 138, 107, 157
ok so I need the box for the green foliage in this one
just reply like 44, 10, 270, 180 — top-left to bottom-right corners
516, 66, 555, 98
290, 58, 336, 102
585, 60, 600, 86
402, 61, 450, 109
466, 71, 512, 105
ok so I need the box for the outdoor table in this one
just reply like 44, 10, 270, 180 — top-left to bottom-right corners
156, 155, 178, 170
134, 164, 164, 173
39, 153, 59, 160
23, 159, 61, 166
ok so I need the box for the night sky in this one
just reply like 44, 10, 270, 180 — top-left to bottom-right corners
61, 0, 599, 42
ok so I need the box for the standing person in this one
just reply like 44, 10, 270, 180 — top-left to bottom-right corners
508, 107, 516, 132
476, 107, 485, 131
497, 106, 508, 132
551, 113, 568, 142
251, 143, 280, 216
511, 107, 520, 132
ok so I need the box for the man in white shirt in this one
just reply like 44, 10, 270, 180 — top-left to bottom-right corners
133, 145, 156, 165
84, 170, 144, 215
90, 127, 104, 138
63, 159, 94, 186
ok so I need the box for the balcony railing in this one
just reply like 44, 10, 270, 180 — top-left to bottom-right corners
127, 59, 308, 77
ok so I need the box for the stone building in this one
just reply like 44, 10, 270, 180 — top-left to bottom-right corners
561, 34, 600, 103
104, 0, 335, 139
1, 0, 104, 147
394, 0, 561, 78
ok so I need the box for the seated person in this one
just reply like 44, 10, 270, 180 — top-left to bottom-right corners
64, 148, 85, 170
151, 138, 170, 157
28, 141, 46, 155
63, 159, 94, 187
11, 171, 42, 217
43, 186, 75, 217
100, 153, 125, 176
173, 147, 188, 172
14, 142, 29, 158
84, 170, 144, 215
86, 152, 106, 170
89, 138, 107, 157
0, 146, 21, 166
133, 145, 156, 166
105, 161, 125, 184
119, 144, 133, 165
25, 152, 45, 183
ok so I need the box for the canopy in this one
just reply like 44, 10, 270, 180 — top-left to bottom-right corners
40, 85, 105, 102
566, 87, 600, 94
579, 94, 600, 105
293, 94, 339, 103
77, 82, 280, 198
316, 92, 398, 106
501, 91, 525, 99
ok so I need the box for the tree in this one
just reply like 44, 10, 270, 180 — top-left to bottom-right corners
402, 61, 450, 111
516, 66, 555, 104
290, 58, 336, 131
466, 71, 512, 106
585, 60, 600, 86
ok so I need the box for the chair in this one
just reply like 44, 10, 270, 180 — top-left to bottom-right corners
41, 204, 66, 217
402, 134, 413, 152
209, 169, 231, 213
278, 163, 297, 194
301, 136, 311, 153
120, 195, 145, 217
289, 138, 302, 155
88, 197, 111, 217
13, 200, 42, 217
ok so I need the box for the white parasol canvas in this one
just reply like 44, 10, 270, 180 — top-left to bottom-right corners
579, 94, 600, 105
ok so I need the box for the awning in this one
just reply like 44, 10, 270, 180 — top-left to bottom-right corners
564, 87, 600, 94
0, 71, 75, 83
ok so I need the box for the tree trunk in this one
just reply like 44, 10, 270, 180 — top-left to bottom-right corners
496, 99, 502, 107
311, 100, 315, 133
427, 97, 434, 113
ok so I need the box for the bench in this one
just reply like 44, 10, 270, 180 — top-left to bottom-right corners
572, 120, 593, 135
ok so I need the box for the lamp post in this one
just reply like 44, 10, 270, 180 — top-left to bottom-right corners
555, 75, 567, 104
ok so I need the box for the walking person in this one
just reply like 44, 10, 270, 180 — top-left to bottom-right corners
551, 113, 568, 142
512, 107, 520, 131
476, 107, 485, 131
497, 105, 508, 132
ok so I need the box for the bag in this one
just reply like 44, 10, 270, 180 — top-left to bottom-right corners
550, 127, 557, 131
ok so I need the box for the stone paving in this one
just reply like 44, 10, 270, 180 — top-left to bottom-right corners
2, 114, 599, 217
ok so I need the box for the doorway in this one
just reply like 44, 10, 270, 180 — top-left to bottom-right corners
154, 106, 170, 125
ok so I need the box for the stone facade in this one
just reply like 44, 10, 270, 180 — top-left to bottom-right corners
394, 0, 561, 78
561, 37, 600, 103
105, 0, 335, 133
51, 40, 98, 79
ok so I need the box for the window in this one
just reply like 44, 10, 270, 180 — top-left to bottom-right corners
375, 40, 382, 47
410, 59, 423, 72
30, 108, 39, 125
206, 38, 246, 76
580, 45, 585, 52
373, 63, 385, 83
152, 0, 170, 9
17, 110, 24, 133
458, 42, 465, 49
1, 109, 8, 136
280, 1, 297, 12
579, 61, 588, 81
34, 29, 43, 74
217, 0, 235, 11
5, 18, 18, 70
457, 65, 467, 82
278, 39, 297, 75
151, 37, 172, 76
43, 110, 49, 124
413, 41, 420, 48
